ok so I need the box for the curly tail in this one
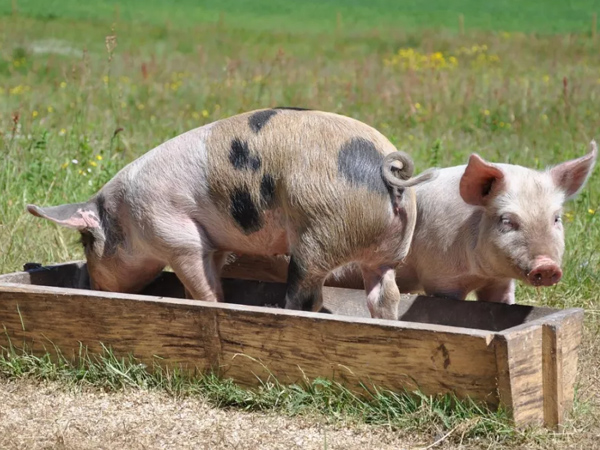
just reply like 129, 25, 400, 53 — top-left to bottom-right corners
381, 151, 438, 189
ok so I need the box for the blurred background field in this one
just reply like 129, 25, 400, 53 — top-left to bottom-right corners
0, 0, 598, 33
0, 1, 599, 447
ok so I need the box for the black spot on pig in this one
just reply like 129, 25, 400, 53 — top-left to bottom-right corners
95, 194, 123, 256
248, 109, 278, 133
337, 138, 388, 195
260, 174, 276, 207
230, 187, 263, 234
274, 106, 311, 111
230, 138, 261, 172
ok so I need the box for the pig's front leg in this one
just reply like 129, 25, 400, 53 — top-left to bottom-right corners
161, 220, 224, 302
475, 279, 515, 304
182, 251, 230, 300
361, 265, 401, 320
171, 251, 223, 302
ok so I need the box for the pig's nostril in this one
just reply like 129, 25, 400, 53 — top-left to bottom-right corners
528, 262, 562, 287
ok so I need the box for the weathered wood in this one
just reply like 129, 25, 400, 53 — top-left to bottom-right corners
222, 254, 366, 289
2, 261, 559, 332
541, 309, 584, 428
494, 324, 545, 426
0, 283, 498, 402
0, 261, 585, 428
222, 254, 290, 284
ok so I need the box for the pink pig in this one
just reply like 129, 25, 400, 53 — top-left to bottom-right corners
385, 141, 597, 304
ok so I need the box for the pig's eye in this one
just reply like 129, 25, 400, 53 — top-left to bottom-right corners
554, 215, 562, 225
499, 215, 518, 232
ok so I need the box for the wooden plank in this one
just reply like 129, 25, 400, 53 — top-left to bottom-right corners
0, 261, 89, 289
541, 309, 584, 429
0, 262, 585, 427
0, 283, 499, 403
212, 305, 499, 401
0, 284, 214, 371
2, 261, 559, 332
494, 324, 545, 426
222, 254, 291, 284
222, 254, 366, 289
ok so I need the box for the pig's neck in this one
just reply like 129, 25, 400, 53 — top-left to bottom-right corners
413, 171, 496, 280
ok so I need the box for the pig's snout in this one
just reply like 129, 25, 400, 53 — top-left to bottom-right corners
527, 257, 562, 287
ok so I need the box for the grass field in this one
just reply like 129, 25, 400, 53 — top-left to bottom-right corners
1, 0, 599, 33
0, 2, 599, 448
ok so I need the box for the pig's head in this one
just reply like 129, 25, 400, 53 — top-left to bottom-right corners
26, 197, 152, 293
459, 141, 597, 287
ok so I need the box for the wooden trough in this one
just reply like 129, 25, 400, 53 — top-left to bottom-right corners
0, 257, 584, 429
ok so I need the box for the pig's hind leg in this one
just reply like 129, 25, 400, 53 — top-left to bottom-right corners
283, 254, 328, 313
361, 265, 401, 320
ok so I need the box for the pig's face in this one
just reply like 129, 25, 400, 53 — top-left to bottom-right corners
27, 200, 159, 293
460, 142, 597, 287
474, 170, 566, 285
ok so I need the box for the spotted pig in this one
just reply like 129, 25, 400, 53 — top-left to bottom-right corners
27, 108, 435, 319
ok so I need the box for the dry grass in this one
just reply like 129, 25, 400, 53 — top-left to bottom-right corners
0, 378, 424, 450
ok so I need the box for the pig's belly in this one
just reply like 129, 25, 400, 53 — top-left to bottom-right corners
201, 208, 291, 256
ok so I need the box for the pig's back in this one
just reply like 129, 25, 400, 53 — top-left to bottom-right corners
203, 109, 399, 240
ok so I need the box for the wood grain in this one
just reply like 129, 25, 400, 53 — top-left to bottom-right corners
1, 261, 560, 332
0, 261, 585, 428
0, 282, 499, 403
541, 309, 584, 428
495, 324, 545, 426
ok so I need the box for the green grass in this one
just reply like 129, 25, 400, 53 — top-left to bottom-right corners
1, 0, 599, 34
0, 3, 599, 448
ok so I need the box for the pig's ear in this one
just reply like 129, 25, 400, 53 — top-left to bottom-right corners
26, 202, 101, 231
459, 154, 505, 206
550, 140, 598, 200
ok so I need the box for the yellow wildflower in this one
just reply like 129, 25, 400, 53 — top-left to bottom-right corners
102, 75, 109, 84
192, 112, 200, 120
589, 209, 596, 215
137, 103, 145, 110
96, 155, 103, 161
202, 110, 209, 118
47, 106, 54, 113
61, 162, 69, 169
542, 75, 550, 84
414, 103, 421, 110
59, 128, 66, 136
32, 111, 38, 118
60, 81, 67, 88
483, 109, 490, 116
